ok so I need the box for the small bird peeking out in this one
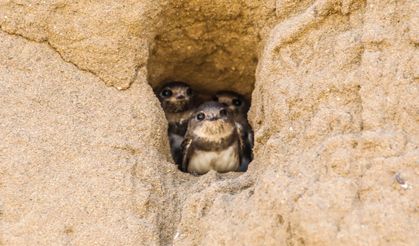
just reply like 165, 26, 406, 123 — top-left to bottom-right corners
214, 91, 254, 171
157, 81, 196, 165
181, 102, 244, 175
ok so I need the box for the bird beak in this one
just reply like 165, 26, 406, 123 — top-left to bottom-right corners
207, 115, 219, 121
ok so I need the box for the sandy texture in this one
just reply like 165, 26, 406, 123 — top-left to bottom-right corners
147, 0, 276, 97
0, 0, 160, 89
0, 31, 173, 245
1, 0, 418, 245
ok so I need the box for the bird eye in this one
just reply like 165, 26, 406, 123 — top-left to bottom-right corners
219, 109, 227, 117
186, 88, 193, 96
161, 89, 172, 97
232, 98, 242, 106
196, 113, 205, 121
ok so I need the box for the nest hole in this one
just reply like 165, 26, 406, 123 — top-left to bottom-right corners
147, 0, 263, 173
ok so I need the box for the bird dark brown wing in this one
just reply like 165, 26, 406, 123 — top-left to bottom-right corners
235, 122, 245, 163
180, 136, 193, 172
236, 121, 254, 172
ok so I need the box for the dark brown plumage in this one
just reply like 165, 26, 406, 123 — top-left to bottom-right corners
214, 91, 253, 171
157, 81, 196, 165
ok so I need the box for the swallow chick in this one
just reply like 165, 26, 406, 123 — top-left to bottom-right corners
157, 81, 196, 165
181, 102, 244, 175
214, 91, 253, 171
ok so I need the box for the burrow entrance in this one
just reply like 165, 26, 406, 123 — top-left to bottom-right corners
146, 0, 275, 171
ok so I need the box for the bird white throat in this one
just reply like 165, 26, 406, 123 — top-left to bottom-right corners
188, 142, 240, 174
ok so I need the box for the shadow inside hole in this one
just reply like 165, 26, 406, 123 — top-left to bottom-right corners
147, 0, 262, 174
146, 0, 261, 98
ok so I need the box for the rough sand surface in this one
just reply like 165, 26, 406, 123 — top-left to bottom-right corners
1, 0, 418, 245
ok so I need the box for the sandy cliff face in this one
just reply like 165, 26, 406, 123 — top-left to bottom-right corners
0, 0, 417, 245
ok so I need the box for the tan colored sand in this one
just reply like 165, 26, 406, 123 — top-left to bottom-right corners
1, 0, 418, 245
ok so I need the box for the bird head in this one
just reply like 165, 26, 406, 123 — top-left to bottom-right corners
189, 102, 235, 139
213, 91, 249, 117
157, 81, 195, 113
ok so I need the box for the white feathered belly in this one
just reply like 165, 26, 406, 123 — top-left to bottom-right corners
188, 143, 240, 175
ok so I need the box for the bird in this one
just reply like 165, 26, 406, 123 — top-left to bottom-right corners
213, 91, 253, 171
157, 81, 196, 165
181, 101, 244, 175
